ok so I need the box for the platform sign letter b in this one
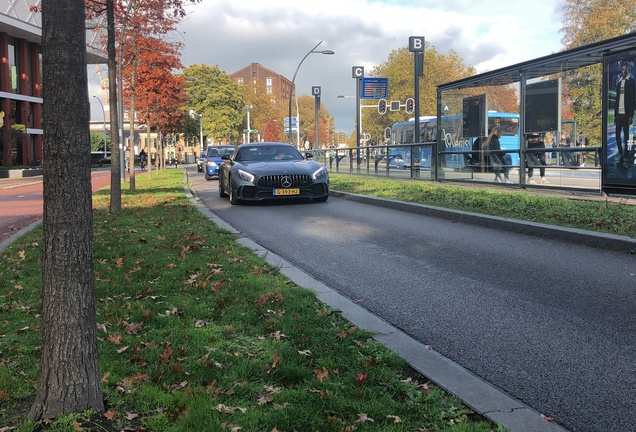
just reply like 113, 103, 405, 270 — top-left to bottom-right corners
409, 36, 425, 52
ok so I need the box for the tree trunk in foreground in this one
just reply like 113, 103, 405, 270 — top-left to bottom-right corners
30, 0, 104, 420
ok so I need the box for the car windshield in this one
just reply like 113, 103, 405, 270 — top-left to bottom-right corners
235, 146, 302, 162
207, 146, 235, 157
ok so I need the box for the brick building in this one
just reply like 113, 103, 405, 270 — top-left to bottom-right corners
230, 62, 292, 104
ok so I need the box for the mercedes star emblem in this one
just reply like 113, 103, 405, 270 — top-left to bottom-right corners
280, 176, 292, 188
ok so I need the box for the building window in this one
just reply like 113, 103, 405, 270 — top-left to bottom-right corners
266, 78, 272, 94
8, 38, 18, 94
237, 78, 244, 85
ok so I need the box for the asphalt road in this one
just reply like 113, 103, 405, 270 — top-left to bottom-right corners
188, 166, 636, 432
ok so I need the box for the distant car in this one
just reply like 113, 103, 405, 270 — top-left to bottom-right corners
197, 154, 206, 172
218, 142, 329, 205
204, 145, 236, 180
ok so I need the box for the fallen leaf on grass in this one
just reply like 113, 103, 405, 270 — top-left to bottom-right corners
256, 393, 273, 405
354, 372, 367, 384
160, 346, 173, 363
356, 413, 374, 423
270, 352, 280, 369
107, 334, 123, 344
264, 385, 281, 394
216, 404, 247, 414
126, 322, 143, 335
386, 415, 402, 423
314, 367, 328, 382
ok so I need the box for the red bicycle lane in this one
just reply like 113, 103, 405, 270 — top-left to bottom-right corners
0, 169, 113, 245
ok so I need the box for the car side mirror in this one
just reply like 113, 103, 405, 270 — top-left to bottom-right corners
221, 154, 231, 160
305, 152, 314, 159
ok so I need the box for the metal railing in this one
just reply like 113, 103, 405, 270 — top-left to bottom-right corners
313, 143, 603, 192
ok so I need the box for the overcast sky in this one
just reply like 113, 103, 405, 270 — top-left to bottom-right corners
89, 0, 566, 136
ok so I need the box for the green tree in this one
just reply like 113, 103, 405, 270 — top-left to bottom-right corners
560, 0, 636, 146
184, 64, 244, 143
294, 94, 333, 148
90, 130, 111, 152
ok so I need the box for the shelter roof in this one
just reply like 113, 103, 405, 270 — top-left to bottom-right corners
438, 32, 636, 91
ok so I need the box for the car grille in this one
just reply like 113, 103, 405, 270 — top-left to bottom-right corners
258, 174, 312, 188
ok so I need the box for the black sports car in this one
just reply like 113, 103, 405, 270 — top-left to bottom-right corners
218, 142, 329, 205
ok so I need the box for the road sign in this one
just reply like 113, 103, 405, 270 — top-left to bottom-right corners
243, 129, 258, 133
362, 77, 388, 99
390, 101, 401, 111
284, 117, 298, 127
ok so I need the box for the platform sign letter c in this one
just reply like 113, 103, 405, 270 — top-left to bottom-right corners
352, 66, 364, 78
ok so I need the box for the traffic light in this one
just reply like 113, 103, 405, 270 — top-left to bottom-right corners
384, 127, 391, 140
405, 98, 415, 114
378, 98, 387, 115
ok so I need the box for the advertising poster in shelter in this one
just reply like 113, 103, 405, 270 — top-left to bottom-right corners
604, 52, 636, 194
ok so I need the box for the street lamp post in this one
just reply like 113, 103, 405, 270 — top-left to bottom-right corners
287, 41, 334, 148
93, 96, 107, 158
246, 104, 252, 143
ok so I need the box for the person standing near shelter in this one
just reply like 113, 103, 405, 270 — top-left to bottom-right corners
483, 127, 512, 183
560, 132, 573, 166
614, 63, 635, 167
526, 133, 549, 184
577, 131, 588, 166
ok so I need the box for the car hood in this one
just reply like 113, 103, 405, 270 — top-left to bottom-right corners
237, 160, 324, 174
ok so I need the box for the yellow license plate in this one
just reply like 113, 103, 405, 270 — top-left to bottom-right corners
274, 188, 300, 196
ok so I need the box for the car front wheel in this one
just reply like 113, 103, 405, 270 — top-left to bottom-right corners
229, 181, 240, 205
219, 177, 228, 198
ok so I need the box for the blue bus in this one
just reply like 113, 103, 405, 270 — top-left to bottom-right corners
391, 112, 520, 168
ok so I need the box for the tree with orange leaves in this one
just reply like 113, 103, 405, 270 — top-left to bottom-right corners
123, 34, 187, 174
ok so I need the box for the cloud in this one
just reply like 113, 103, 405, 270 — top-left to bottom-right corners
90, 0, 566, 137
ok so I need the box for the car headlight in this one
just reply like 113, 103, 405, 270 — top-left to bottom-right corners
206, 161, 217, 167
312, 166, 328, 180
237, 169, 255, 183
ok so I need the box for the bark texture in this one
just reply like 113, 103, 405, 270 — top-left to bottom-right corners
30, 0, 104, 420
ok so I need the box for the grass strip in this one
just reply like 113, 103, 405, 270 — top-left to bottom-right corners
0, 169, 506, 431
330, 174, 636, 239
